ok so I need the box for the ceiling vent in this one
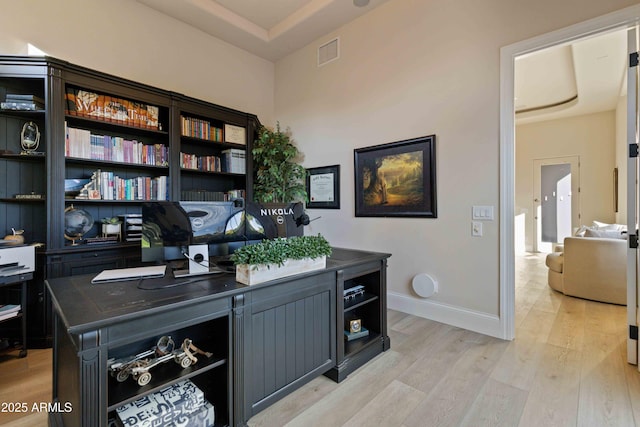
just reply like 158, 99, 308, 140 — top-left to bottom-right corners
318, 37, 340, 67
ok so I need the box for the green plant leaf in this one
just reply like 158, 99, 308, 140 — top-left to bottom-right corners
230, 234, 332, 266
252, 123, 309, 203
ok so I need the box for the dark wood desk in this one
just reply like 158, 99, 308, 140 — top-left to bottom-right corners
46, 247, 390, 427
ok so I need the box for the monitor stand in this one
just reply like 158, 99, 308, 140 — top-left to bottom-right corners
173, 244, 225, 278
173, 267, 224, 278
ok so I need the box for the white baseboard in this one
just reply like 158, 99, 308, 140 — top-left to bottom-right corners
388, 291, 506, 339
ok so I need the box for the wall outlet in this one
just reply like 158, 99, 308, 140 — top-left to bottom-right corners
472, 221, 483, 237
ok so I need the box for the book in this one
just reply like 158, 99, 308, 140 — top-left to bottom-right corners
1, 101, 43, 111
344, 326, 369, 341
6, 93, 45, 104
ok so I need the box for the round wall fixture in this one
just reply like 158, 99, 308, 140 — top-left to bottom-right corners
412, 273, 438, 298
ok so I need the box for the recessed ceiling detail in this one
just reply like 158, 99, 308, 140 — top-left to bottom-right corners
136, 0, 389, 62
515, 29, 627, 124
515, 45, 578, 114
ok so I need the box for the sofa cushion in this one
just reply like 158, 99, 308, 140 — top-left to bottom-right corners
583, 228, 627, 239
545, 252, 563, 273
592, 220, 626, 231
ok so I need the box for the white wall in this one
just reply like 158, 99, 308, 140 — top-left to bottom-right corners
273, 0, 639, 335
516, 112, 617, 252
0, 0, 275, 124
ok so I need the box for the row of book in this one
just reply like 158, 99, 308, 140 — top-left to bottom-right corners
181, 189, 245, 201
75, 170, 169, 201
65, 123, 169, 166
180, 152, 221, 172
1, 93, 44, 111
181, 116, 223, 142
65, 86, 161, 130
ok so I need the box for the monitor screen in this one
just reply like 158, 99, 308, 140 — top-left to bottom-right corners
141, 200, 306, 264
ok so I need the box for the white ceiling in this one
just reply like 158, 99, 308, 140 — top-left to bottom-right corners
515, 29, 627, 124
135, 0, 390, 62
135, 1, 626, 122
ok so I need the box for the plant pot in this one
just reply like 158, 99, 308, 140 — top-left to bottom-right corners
235, 255, 326, 286
102, 223, 121, 237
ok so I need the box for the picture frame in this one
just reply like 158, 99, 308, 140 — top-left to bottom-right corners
306, 165, 340, 209
354, 135, 437, 218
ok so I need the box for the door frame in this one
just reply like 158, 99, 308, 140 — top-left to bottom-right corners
533, 156, 580, 253
499, 4, 640, 340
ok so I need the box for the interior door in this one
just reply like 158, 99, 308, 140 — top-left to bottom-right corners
533, 156, 580, 253
627, 27, 639, 366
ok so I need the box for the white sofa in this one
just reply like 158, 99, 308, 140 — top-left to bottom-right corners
545, 236, 626, 305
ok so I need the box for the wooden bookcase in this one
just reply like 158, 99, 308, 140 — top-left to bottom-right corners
0, 55, 260, 346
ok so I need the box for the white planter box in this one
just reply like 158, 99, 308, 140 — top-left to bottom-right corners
235, 255, 327, 286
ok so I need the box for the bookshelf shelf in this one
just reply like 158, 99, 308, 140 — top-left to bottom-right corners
181, 135, 245, 150
0, 109, 45, 119
0, 153, 46, 162
180, 168, 245, 177
0, 198, 45, 203
65, 157, 169, 170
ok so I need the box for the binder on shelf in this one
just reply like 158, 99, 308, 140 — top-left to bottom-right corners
221, 149, 245, 174
0, 304, 20, 322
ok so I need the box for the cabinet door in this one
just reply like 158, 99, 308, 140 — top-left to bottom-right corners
242, 271, 336, 418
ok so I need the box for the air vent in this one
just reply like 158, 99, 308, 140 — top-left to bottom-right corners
318, 37, 339, 67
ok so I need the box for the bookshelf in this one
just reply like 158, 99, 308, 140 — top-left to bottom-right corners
174, 95, 252, 202
0, 55, 260, 346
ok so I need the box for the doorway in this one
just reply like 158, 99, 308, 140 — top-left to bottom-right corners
499, 4, 640, 341
533, 156, 580, 253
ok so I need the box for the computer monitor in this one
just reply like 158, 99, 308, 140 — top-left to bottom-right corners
141, 200, 307, 273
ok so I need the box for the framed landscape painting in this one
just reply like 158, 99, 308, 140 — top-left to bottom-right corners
354, 135, 437, 218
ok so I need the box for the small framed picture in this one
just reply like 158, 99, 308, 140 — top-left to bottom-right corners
306, 165, 340, 209
224, 124, 246, 145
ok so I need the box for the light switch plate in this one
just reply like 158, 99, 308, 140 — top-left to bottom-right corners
472, 221, 482, 237
472, 205, 494, 220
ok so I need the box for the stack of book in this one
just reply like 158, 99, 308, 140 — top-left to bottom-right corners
1, 94, 44, 111
0, 304, 20, 322
114, 379, 214, 427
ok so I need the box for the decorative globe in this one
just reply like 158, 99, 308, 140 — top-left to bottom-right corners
64, 205, 94, 245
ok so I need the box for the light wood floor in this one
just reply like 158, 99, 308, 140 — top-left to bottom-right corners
2, 253, 639, 426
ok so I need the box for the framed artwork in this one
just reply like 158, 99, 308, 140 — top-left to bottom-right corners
306, 165, 340, 209
354, 135, 437, 218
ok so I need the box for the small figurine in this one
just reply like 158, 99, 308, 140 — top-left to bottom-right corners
107, 336, 212, 386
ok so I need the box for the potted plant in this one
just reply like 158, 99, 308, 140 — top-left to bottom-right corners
230, 234, 332, 285
252, 123, 308, 203
100, 217, 122, 238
